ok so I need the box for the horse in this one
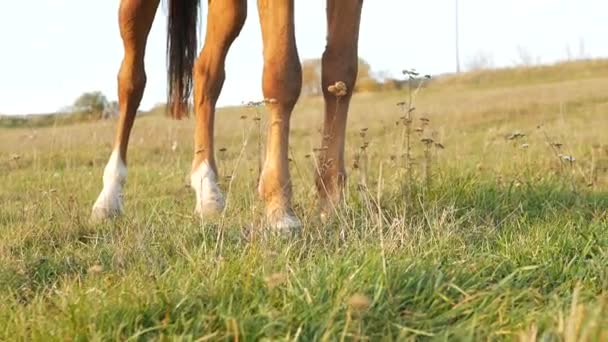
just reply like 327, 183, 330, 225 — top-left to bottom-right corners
91, 0, 364, 232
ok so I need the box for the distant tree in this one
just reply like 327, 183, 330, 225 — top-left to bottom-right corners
301, 59, 322, 96
72, 91, 109, 118
514, 45, 535, 66
465, 51, 494, 71
102, 101, 119, 119
380, 78, 403, 91
300, 57, 380, 96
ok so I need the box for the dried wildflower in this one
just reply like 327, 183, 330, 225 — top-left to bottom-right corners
304, 154, 311, 159
240, 115, 248, 120
435, 142, 445, 149
265, 273, 287, 289
420, 137, 434, 144
253, 117, 261, 122
415, 127, 424, 133
561, 155, 575, 162
219, 147, 227, 152
348, 293, 371, 312
328, 81, 348, 97
419, 117, 430, 123
402, 69, 419, 76
88, 264, 103, 275
246, 100, 264, 107
396, 101, 407, 107
551, 142, 563, 149
507, 131, 525, 140
520, 143, 529, 149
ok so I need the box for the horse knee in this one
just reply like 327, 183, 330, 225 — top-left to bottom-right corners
322, 48, 358, 99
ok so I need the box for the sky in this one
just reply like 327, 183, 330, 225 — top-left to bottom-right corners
0, 0, 607, 115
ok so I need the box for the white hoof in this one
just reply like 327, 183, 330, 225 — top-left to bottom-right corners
91, 192, 123, 222
266, 208, 302, 234
91, 151, 126, 222
191, 162, 225, 217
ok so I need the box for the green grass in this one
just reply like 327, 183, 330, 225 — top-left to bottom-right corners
1, 60, 607, 340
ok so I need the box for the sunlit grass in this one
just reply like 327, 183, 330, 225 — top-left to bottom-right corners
1, 60, 607, 340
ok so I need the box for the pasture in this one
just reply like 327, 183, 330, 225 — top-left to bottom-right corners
1, 60, 607, 340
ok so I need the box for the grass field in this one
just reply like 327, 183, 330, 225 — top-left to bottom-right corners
1, 60, 607, 340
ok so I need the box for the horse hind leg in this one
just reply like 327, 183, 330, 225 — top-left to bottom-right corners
316, 0, 363, 220
91, 0, 159, 222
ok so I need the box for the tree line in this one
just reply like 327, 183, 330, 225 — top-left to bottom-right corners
67, 58, 403, 120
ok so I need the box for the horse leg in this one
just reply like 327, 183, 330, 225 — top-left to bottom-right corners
316, 0, 364, 220
190, 0, 247, 217
257, 0, 302, 232
91, 0, 159, 221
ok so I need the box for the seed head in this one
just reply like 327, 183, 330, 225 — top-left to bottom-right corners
507, 131, 525, 140
328, 81, 348, 97
348, 293, 371, 312
561, 155, 575, 162
88, 264, 103, 275
265, 273, 287, 289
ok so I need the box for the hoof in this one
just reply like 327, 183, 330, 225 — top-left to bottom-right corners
319, 197, 339, 224
191, 162, 225, 218
90, 191, 123, 223
266, 208, 302, 234
194, 192, 225, 217
91, 150, 126, 223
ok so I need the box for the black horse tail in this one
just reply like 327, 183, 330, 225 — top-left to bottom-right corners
166, 0, 200, 119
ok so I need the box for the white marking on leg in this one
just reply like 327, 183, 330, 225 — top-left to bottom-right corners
191, 161, 225, 216
266, 208, 302, 234
91, 150, 127, 221
258, 162, 302, 233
